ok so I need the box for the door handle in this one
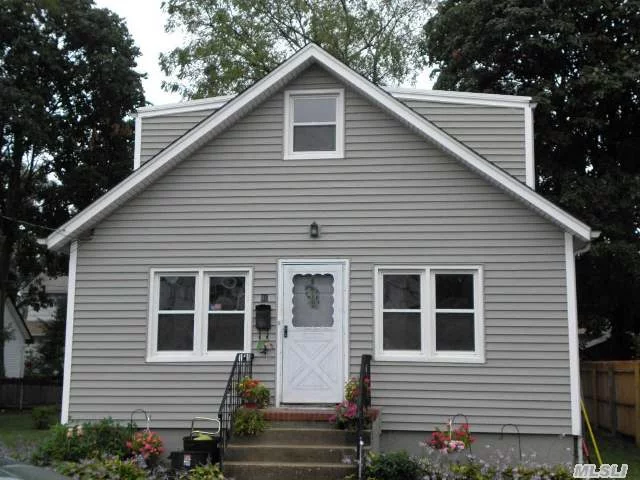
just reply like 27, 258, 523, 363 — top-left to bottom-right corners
284, 325, 288, 338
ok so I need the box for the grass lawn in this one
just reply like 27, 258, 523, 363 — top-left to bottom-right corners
0, 410, 46, 447
592, 431, 640, 480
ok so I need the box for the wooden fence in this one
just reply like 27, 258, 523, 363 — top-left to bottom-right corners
0, 377, 62, 409
581, 361, 640, 445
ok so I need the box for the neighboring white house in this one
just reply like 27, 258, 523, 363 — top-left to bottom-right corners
25, 276, 68, 342
4, 299, 32, 378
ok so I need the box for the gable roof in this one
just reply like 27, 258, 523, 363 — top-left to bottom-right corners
4, 299, 32, 343
47, 44, 592, 251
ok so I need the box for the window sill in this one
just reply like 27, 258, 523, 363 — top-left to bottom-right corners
284, 150, 344, 161
146, 353, 240, 363
374, 353, 485, 364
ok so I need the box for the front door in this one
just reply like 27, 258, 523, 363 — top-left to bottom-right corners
280, 260, 347, 403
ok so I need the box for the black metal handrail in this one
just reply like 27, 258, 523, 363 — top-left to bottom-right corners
355, 354, 372, 480
217, 352, 254, 470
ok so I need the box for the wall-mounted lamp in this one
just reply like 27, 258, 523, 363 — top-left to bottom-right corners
310, 222, 319, 238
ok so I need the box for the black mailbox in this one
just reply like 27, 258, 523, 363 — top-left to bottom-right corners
255, 304, 271, 331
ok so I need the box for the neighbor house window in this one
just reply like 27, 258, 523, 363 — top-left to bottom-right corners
284, 89, 344, 160
374, 266, 484, 363
148, 268, 252, 362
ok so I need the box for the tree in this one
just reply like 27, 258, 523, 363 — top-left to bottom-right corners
0, 0, 145, 375
421, 0, 640, 357
160, 0, 431, 98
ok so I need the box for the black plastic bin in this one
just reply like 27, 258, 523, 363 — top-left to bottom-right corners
170, 417, 221, 470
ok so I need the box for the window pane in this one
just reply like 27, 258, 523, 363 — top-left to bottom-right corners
158, 314, 194, 351
209, 276, 245, 311
293, 96, 336, 123
292, 274, 334, 327
159, 276, 195, 310
293, 125, 336, 152
435, 313, 475, 351
383, 275, 420, 309
435, 274, 474, 309
383, 312, 421, 350
208, 313, 245, 350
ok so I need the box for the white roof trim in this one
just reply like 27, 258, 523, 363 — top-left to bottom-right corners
47, 44, 591, 251
136, 95, 235, 118
134, 86, 533, 119
386, 87, 533, 108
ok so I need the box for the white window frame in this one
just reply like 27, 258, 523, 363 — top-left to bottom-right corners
147, 267, 253, 362
283, 89, 344, 160
374, 266, 484, 363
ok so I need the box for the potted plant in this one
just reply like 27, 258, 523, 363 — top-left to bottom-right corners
236, 377, 270, 408
423, 418, 475, 457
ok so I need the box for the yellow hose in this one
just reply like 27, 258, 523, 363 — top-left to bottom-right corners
581, 398, 603, 466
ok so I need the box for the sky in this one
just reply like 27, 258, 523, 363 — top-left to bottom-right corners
94, 0, 183, 106
94, 0, 434, 107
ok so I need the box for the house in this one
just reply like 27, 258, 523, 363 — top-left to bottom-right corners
46, 45, 594, 464
3, 299, 33, 378
25, 275, 68, 342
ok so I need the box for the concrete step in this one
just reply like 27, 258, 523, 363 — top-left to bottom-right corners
225, 443, 366, 463
231, 426, 370, 446
223, 460, 355, 480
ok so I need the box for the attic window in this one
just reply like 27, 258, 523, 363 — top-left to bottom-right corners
284, 89, 344, 160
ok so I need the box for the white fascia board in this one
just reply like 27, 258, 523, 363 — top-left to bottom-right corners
47, 44, 591, 250
61, 240, 78, 424
386, 86, 533, 108
565, 233, 582, 436
133, 116, 142, 170
135, 95, 236, 118
524, 104, 535, 188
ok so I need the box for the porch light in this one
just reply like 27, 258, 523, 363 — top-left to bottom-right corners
310, 222, 319, 238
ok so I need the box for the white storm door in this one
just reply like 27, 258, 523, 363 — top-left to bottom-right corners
281, 262, 346, 403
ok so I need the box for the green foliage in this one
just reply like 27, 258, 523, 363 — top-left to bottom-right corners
418, 456, 573, 480
55, 456, 148, 480
421, 0, 640, 357
160, 0, 430, 98
0, 0, 145, 375
31, 405, 59, 430
177, 463, 225, 480
364, 451, 424, 480
32, 418, 130, 465
357, 451, 573, 480
233, 407, 266, 436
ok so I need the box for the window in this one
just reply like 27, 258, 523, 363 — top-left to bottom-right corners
148, 269, 252, 362
374, 266, 484, 363
284, 89, 344, 160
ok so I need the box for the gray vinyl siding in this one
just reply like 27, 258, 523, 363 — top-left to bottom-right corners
402, 100, 527, 181
139, 94, 527, 183
70, 64, 570, 434
139, 109, 218, 165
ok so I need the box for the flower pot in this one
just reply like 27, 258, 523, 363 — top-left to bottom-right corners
242, 402, 258, 409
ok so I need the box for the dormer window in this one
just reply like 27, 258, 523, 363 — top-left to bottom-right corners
284, 89, 344, 160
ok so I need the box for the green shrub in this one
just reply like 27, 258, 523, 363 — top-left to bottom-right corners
32, 418, 130, 465
177, 462, 224, 480
364, 451, 423, 480
32, 405, 59, 429
55, 456, 148, 480
233, 407, 266, 436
